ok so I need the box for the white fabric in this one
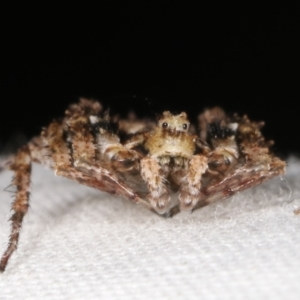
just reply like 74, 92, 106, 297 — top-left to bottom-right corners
0, 157, 300, 300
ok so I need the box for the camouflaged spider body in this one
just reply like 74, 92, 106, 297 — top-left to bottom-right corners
0, 99, 285, 272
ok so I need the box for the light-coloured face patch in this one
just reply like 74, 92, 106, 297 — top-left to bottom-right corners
158, 111, 190, 132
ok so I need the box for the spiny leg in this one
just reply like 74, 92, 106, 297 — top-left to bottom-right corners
42, 120, 72, 169
56, 163, 152, 210
194, 148, 286, 208
0, 145, 31, 272
64, 105, 149, 206
179, 155, 208, 211
42, 105, 151, 210
43, 113, 152, 210
140, 156, 171, 214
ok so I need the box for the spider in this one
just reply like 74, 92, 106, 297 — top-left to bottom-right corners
0, 98, 285, 272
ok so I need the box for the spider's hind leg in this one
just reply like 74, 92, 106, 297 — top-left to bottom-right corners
0, 145, 31, 272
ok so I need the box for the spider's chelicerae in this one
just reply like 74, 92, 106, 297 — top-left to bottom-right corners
0, 98, 285, 272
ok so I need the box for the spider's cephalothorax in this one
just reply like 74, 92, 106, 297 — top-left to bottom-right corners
0, 99, 285, 272
145, 111, 195, 159
134, 111, 208, 214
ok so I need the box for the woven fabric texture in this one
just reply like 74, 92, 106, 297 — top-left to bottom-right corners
0, 157, 300, 300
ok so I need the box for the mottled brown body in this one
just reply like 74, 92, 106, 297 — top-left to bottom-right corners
130, 111, 208, 213
0, 99, 285, 272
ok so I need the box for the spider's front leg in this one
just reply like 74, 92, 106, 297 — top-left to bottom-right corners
140, 156, 171, 214
0, 145, 31, 272
178, 155, 208, 211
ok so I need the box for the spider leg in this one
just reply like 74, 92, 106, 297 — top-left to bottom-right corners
195, 154, 286, 209
0, 145, 31, 272
178, 155, 208, 211
56, 162, 151, 210
140, 156, 171, 214
41, 111, 152, 210
64, 107, 151, 207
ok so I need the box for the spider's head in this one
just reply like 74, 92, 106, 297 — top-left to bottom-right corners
145, 110, 195, 158
158, 111, 190, 135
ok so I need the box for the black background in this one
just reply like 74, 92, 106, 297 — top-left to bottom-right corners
1, 3, 299, 157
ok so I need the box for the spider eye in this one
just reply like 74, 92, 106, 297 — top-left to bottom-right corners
182, 123, 188, 130
162, 122, 168, 128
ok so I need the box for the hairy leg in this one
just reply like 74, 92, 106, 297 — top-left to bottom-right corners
179, 155, 208, 211
195, 153, 286, 208
0, 145, 31, 272
140, 156, 171, 214
57, 161, 151, 210
38, 117, 152, 210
